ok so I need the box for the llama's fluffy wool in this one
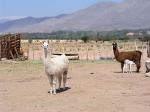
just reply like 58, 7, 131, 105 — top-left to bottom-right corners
123, 59, 135, 73
145, 59, 150, 72
44, 55, 68, 76
43, 42, 69, 94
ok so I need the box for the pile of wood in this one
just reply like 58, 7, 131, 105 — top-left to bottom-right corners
0, 33, 26, 61
52, 53, 79, 60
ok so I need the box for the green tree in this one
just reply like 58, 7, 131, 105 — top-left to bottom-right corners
81, 36, 89, 43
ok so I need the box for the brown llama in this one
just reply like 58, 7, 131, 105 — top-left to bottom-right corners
112, 42, 142, 73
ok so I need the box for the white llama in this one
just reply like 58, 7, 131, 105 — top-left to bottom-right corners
145, 59, 150, 77
43, 42, 69, 94
123, 59, 135, 73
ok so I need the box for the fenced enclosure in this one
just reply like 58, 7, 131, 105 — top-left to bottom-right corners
0, 33, 21, 60
0, 36, 147, 61
1, 38, 150, 112
21, 39, 148, 61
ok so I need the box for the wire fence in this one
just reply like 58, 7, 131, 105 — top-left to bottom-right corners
21, 40, 148, 61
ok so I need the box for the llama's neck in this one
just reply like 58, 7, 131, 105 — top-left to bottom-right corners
44, 48, 47, 59
44, 48, 49, 64
113, 47, 119, 59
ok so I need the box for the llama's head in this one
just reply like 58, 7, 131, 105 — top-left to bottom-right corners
43, 42, 48, 49
112, 42, 117, 50
43, 42, 49, 58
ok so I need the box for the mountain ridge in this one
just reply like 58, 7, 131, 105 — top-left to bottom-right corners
0, 0, 150, 33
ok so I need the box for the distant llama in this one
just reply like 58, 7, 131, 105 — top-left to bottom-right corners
112, 42, 142, 72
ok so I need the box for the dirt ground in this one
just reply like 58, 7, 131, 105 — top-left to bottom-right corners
0, 60, 150, 112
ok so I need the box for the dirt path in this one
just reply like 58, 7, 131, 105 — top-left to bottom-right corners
0, 60, 150, 112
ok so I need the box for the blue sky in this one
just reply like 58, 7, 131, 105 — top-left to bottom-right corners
0, 0, 123, 17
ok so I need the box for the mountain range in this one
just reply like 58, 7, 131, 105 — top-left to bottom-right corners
0, 0, 150, 33
0, 16, 26, 23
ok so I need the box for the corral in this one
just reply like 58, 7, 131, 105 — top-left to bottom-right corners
1, 38, 150, 112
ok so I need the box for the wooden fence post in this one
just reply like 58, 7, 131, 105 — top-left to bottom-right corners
134, 40, 138, 50
86, 43, 89, 60
147, 41, 150, 58
32, 43, 34, 60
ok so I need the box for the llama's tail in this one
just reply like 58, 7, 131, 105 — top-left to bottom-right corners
135, 51, 142, 62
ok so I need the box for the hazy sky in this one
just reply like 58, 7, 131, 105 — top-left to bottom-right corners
0, 0, 123, 17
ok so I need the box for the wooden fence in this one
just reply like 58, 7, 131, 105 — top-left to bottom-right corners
21, 40, 148, 61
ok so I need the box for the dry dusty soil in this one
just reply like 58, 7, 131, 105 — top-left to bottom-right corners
0, 60, 150, 112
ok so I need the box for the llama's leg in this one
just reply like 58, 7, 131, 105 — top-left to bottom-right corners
125, 64, 128, 73
135, 61, 141, 72
130, 64, 133, 74
123, 64, 125, 73
63, 71, 67, 90
121, 62, 124, 73
58, 75, 62, 90
53, 76, 57, 95
47, 75, 53, 94
129, 64, 131, 73
127, 64, 130, 73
